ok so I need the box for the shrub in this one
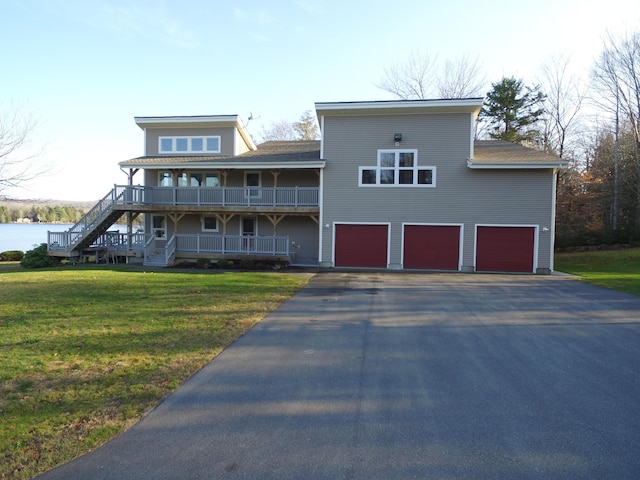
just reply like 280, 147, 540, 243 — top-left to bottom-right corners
0, 250, 24, 261
239, 259, 255, 269
21, 243, 56, 268
196, 258, 210, 269
216, 258, 230, 268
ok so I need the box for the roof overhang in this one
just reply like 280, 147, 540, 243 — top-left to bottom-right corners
133, 115, 257, 151
119, 159, 326, 170
467, 160, 568, 169
315, 98, 483, 117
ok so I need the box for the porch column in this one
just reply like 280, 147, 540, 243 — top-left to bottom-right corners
168, 213, 185, 234
270, 169, 281, 188
215, 213, 235, 234
219, 170, 229, 187
265, 214, 285, 235
125, 168, 139, 251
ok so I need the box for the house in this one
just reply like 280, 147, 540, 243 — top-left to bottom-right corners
47, 98, 566, 273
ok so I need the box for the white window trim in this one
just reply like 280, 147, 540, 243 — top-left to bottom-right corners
358, 149, 436, 187
244, 171, 262, 198
201, 215, 219, 232
151, 214, 167, 240
158, 135, 221, 154
158, 171, 174, 187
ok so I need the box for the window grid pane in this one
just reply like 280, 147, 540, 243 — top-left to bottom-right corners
399, 170, 414, 184
418, 169, 433, 184
206, 137, 220, 152
399, 152, 414, 167
160, 138, 173, 152
380, 169, 395, 184
191, 138, 203, 151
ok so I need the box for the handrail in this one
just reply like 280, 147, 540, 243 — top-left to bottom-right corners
111, 185, 319, 207
165, 235, 176, 264
48, 186, 120, 250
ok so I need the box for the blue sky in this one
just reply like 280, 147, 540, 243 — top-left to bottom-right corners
3, 0, 639, 200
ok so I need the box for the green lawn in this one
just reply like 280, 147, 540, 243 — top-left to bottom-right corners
555, 247, 640, 296
0, 265, 309, 479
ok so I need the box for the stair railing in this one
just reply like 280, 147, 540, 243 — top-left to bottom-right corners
52, 186, 121, 250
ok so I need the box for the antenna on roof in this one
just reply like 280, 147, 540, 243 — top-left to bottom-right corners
246, 112, 261, 125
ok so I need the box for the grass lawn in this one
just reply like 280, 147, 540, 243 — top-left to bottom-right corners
0, 264, 309, 479
555, 247, 640, 296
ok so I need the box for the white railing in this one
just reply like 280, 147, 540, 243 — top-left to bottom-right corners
112, 185, 319, 207
48, 187, 124, 250
165, 235, 177, 264
176, 234, 289, 256
91, 231, 146, 250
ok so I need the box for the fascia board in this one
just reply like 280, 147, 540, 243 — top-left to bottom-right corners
467, 160, 568, 169
315, 99, 483, 116
119, 161, 326, 170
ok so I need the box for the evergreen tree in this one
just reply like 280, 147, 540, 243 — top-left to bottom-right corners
480, 77, 546, 144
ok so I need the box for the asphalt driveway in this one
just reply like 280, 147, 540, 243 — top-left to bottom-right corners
38, 272, 640, 479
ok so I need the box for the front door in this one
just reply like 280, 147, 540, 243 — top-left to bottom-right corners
241, 217, 256, 251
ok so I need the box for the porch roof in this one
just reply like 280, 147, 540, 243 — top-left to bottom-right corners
468, 140, 567, 169
120, 140, 324, 169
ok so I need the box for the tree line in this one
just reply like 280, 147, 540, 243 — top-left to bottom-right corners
374, 33, 640, 248
0, 205, 86, 224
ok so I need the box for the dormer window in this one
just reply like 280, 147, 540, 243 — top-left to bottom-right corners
159, 136, 221, 154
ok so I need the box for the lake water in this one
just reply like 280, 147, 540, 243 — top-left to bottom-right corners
0, 224, 128, 253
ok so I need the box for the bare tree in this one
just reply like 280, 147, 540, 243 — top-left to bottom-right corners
438, 54, 486, 99
0, 106, 45, 199
376, 51, 439, 100
261, 111, 319, 142
292, 110, 319, 140
538, 54, 588, 159
377, 52, 486, 100
260, 119, 298, 142
592, 30, 640, 231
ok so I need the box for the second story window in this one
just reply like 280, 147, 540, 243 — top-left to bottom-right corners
359, 149, 436, 187
159, 136, 221, 154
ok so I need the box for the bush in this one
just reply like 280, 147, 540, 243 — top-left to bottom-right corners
216, 258, 230, 268
0, 250, 24, 261
239, 259, 255, 269
196, 258, 210, 269
21, 243, 56, 268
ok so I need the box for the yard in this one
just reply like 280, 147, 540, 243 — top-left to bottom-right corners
0, 265, 309, 479
554, 247, 640, 296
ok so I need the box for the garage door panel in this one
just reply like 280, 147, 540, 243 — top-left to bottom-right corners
335, 224, 388, 268
404, 225, 460, 270
476, 226, 535, 273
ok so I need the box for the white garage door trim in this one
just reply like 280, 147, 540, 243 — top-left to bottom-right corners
401, 223, 464, 271
332, 222, 391, 268
474, 224, 539, 273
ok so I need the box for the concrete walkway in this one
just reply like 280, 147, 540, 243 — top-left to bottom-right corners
37, 272, 640, 479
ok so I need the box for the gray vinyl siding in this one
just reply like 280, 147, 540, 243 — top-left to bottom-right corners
144, 127, 236, 156
146, 214, 318, 263
320, 113, 556, 271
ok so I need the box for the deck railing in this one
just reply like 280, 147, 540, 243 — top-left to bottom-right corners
176, 234, 289, 256
113, 185, 319, 207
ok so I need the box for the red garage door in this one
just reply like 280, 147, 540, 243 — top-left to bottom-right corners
403, 225, 461, 270
335, 224, 388, 268
476, 226, 535, 273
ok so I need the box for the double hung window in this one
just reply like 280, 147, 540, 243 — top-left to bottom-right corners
359, 150, 435, 187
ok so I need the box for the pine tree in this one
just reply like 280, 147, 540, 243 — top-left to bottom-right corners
480, 77, 546, 144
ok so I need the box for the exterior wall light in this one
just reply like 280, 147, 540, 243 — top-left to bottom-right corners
394, 133, 402, 142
